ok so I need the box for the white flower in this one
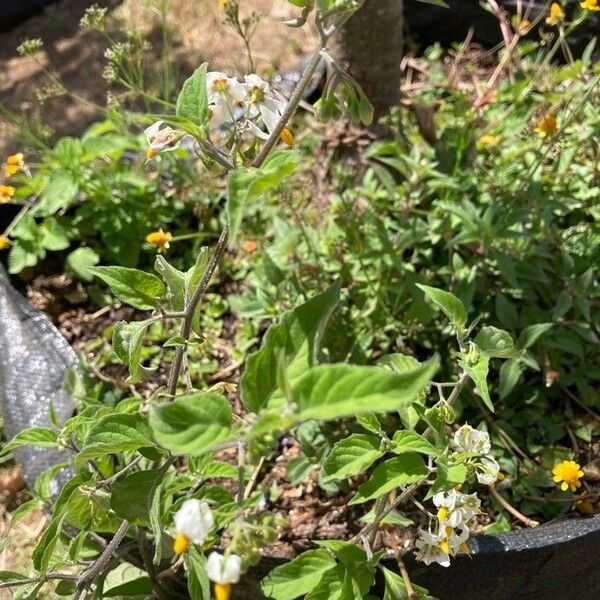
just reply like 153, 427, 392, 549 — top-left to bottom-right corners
172, 499, 214, 555
433, 489, 480, 529
476, 455, 501, 485
206, 71, 246, 131
453, 424, 491, 455
243, 74, 286, 139
415, 530, 451, 567
206, 552, 242, 584
145, 121, 181, 159
445, 526, 470, 554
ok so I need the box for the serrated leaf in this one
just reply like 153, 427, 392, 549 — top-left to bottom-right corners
227, 150, 300, 244
0, 427, 58, 458
261, 550, 336, 600
391, 431, 440, 457
149, 392, 234, 456
293, 357, 438, 422
349, 454, 428, 504
416, 284, 468, 331
240, 281, 340, 412
89, 266, 165, 310
322, 434, 383, 482
176, 63, 209, 130
76, 414, 154, 467
428, 460, 468, 497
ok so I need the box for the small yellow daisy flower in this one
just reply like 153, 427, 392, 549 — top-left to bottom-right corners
580, 0, 599, 10
145, 228, 173, 253
0, 185, 16, 203
546, 3, 565, 25
279, 128, 295, 147
0, 235, 11, 250
552, 460, 584, 492
5, 153, 24, 177
534, 115, 558, 138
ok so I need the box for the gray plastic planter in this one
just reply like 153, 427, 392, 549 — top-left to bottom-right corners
233, 514, 600, 599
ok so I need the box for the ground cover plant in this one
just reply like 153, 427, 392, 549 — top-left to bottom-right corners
0, 0, 599, 599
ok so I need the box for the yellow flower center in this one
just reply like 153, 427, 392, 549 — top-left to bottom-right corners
437, 506, 449, 522
249, 86, 266, 104
552, 460, 584, 492
146, 148, 158, 160
438, 538, 450, 554
280, 128, 295, 147
212, 79, 230, 94
0, 235, 11, 251
214, 583, 232, 600
173, 533, 191, 555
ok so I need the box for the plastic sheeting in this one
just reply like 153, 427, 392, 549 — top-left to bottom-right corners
0, 264, 75, 487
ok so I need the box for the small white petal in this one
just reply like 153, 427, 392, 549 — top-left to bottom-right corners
174, 499, 214, 544
206, 552, 242, 584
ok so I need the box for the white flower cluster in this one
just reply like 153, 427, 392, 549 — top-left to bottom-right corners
415, 489, 480, 567
145, 71, 291, 160
452, 424, 501, 486
172, 499, 241, 599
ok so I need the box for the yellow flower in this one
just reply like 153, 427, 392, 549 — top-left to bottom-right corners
552, 460, 584, 492
145, 228, 173, 253
5, 153, 24, 177
0, 235, 11, 250
219, 0, 230, 9
478, 134, 500, 149
534, 115, 558, 138
517, 18, 532, 33
580, 0, 599, 10
546, 3, 565, 25
279, 128, 295, 147
0, 185, 16, 203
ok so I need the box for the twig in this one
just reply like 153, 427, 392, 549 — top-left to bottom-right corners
395, 549, 419, 600
0, 573, 77, 590
92, 456, 142, 491
73, 520, 131, 600
488, 485, 538, 527
243, 456, 266, 500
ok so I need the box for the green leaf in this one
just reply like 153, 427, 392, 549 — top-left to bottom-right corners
261, 550, 336, 600
499, 359, 522, 399
518, 323, 553, 349
356, 413, 382, 434
149, 392, 234, 456
227, 150, 300, 244
149, 481, 166, 565
416, 284, 468, 331
66, 247, 100, 281
382, 567, 435, 600
241, 281, 340, 412
322, 434, 383, 482
176, 63, 209, 130
417, 0, 448, 6
185, 547, 211, 600
113, 319, 154, 383
76, 413, 154, 467
102, 562, 152, 597
32, 514, 66, 574
475, 326, 518, 359
0, 427, 58, 458
428, 460, 468, 497
40, 218, 70, 250
293, 358, 438, 422
37, 170, 78, 215
461, 354, 493, 411
349, 454, 428, 504
155, 255, 186, 311
0, 571, 29, 583
391, 431, 440, 457
89, 266, 166, 310
110, 469, 163, 524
